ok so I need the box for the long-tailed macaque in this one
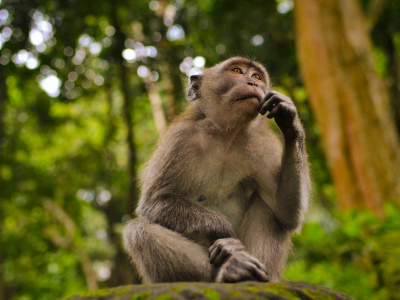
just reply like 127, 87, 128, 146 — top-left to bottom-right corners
124, 57, 310, 283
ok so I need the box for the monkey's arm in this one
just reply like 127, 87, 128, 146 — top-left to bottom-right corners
258, 91, 310, 231
274, 128, 309, 231
136, 127, 235, 244
137, 194, 235, 243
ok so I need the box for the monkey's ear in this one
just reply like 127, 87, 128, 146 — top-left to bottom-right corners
187, 74, 202, 101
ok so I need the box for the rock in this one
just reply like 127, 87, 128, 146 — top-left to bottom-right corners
66, 281, 354, 300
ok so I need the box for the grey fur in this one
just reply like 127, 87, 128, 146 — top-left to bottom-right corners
124, 57, 310, 283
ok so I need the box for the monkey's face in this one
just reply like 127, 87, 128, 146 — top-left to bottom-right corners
207, 58, 270, 119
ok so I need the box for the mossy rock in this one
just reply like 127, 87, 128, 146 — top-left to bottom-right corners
66, 281, 353, 300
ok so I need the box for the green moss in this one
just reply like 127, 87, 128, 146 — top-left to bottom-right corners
229, 291, 243, 298
155, 294, 174, 300
244, 286, 260, 293
264, 284, 300, 299
115, 288, 130, 295
171, 284, 185, 292
79, 288, 112, 297
299, 288, 335, 300
131, 291, 151, 300
202, 288, 223, 300
68, 282, 349, 300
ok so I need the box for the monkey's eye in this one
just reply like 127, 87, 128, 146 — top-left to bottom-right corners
231, 68, 242, 74
252, 73, 261, 80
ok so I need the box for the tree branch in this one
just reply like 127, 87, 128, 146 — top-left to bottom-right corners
42, 199, 98, 290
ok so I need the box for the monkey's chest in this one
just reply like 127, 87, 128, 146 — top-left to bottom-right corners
189, 151, 253, 229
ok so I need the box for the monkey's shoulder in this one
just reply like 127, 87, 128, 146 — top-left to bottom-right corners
156, 121, 207, 155
158, 118, 283, 159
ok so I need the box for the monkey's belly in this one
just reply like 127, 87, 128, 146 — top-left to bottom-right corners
191, 187, 253, 231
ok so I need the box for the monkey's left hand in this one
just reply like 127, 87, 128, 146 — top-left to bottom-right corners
258, 91, 303, 140
215, 251, 269, 283
209, 238, 245, 268
209, 238, 269, 282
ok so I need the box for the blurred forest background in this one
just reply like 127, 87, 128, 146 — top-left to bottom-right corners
0, 0, 400, 299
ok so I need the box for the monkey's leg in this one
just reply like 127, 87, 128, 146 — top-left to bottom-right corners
124, 218, 215, 283
238, 197, 291, 282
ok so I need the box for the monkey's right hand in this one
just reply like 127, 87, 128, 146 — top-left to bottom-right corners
215, 251, 269, 283
258, 91, 304, 141
209, 238, 245, 268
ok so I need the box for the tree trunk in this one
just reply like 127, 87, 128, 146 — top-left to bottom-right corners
294, 0, 400, 214
154, 0, 180, 122
111, 3, 138, 218
108, 4, 140, 285
145, 82, 167, 135
118, 59, 139, 214
0, 64, 7, 300
0, 65, 5, 152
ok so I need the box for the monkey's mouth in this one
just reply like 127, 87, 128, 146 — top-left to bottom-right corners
233, 95, 261, 103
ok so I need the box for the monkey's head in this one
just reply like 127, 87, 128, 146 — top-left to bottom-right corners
187, 57, 271, 127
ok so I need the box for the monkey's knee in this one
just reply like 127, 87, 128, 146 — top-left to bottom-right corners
123, 218, 214, 283
123, 218, 163, 282
124, 218, 146, 251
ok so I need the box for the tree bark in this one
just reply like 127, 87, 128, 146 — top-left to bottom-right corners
294, 0, 400, 214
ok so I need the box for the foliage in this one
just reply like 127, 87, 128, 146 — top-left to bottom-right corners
285, 204, 400, 300
0, 0, 399, 299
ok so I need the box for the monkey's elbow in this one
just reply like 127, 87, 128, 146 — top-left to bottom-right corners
275, 211, 304, 233
283, 220, 302, 232
285, 211, 308, 233
124, 218, 150, 250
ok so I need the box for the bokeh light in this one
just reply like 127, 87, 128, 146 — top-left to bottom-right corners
39, 74, 61, 97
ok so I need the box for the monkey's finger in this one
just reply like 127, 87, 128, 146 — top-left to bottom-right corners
258, 96, 281, 115
208, 244, 216, 256
265, 91, 293, 104
254, 269, 269, 282
209, 248, 221, 265
208, 240, 221, 254
248, 264, 269, 282
252, 260, 267, 273
266, 102, 284, 119
264, 95, 286, 112
209, 247, 222, 265
258, 96, 276, 114
269, 102, 296, 120
260, 91, 294, 113
213, 249, 231, 267
208, 241, 221, 257
263, 91, 276, 102
243, 255, 267, 273
240, 260, 269, 282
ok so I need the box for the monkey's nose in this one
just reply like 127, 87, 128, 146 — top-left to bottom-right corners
247, 82, 258, 87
